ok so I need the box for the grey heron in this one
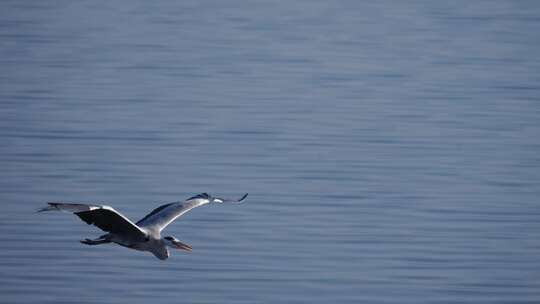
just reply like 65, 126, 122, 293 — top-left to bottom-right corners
38, 193, 248, 260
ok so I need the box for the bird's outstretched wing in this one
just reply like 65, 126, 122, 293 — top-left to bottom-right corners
136, 193, 248, 232
39, 202, 148, 240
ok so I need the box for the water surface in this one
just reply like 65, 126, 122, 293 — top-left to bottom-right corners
1, 1, 540, 303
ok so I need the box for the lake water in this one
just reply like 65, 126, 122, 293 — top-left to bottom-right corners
1, 1, 540, 303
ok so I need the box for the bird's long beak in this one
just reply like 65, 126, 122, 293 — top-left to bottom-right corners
173, 240, 192, 251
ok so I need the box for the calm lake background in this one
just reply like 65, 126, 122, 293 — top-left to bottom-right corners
1, 1, 539, 303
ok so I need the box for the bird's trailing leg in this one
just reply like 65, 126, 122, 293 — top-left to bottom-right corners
80, 237, 110, 245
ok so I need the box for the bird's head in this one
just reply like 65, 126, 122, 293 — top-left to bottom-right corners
163, 236, 192, 251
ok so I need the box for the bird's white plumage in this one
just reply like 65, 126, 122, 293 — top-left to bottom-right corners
136, 198, 212, 232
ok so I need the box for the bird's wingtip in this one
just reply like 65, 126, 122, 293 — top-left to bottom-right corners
238, 193, 248, 202
37, 202, 63, 213
36, 204, 53, 213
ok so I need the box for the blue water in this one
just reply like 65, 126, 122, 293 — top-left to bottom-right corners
1, 1, 540, 303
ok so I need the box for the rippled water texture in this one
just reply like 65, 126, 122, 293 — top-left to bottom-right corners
1, 1, 540, 303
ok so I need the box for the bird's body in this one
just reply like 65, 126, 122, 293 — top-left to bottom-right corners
39, 193, 248, 260
109, 233, 171, 260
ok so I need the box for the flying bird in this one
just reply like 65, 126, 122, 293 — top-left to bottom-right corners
38, 193, 248, 260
